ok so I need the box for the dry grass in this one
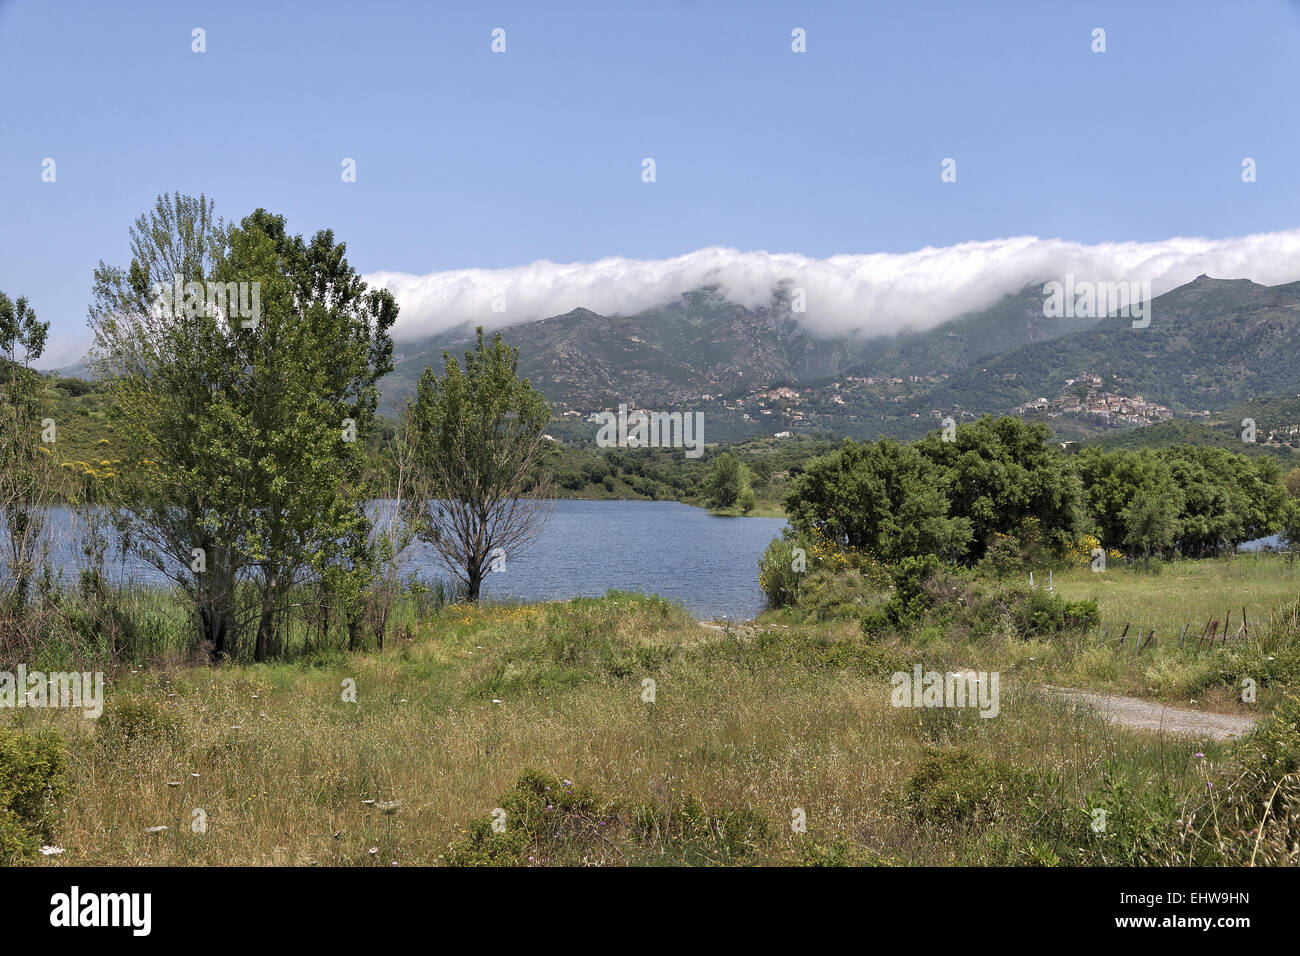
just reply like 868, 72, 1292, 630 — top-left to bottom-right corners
5, 591, 1238, 866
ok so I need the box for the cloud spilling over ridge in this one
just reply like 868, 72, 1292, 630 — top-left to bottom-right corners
366, 229, 1300, 342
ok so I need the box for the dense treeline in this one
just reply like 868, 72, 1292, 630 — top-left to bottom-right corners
782, 415, 1296, 570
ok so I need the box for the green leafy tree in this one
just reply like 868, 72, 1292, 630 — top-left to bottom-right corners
1285, 467, 1300, 500
785, 437, 971, 562
0, 291, 52, 622
402, 329, 553, 602
228, 210, 397, 660
1075, 444, 1287, 558
90, 193, 248, 659
917, 416, 1082, 560
705, 453, 744, 509
90, 195, 396, 660
1122, 474, 1183, 571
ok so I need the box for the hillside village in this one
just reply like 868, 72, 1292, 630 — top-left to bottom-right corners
540, 369, 1300, 452
550, 370, 1184, 444
1012, 372, 1175, 426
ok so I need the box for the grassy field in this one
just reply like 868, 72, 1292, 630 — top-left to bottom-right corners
1046, 553, 1300, 707
11, 572, 1297, 866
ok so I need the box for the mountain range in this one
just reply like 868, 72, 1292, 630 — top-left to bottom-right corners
381, 275, 1300, 450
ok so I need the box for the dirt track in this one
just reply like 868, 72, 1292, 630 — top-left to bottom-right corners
694, 623, 1259, 740
1043, 685, 1257, 740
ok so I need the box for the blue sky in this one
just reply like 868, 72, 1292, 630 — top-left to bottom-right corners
3, 0, 1300, 363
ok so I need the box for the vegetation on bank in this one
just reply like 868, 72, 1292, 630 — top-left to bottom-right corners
4, 588, 1296, 866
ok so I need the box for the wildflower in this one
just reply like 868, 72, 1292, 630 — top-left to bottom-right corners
1194, 752, 1205, 759
40, 846, 65, 856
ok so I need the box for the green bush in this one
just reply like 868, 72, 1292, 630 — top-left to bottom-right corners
0, 728, 69, 863
757, 530, 809, 608
441, 817, 529, 866
445, 770, 775, 866
903, 748, 1036, 826
631, 792, 773, 864
1011, 589, 1100, 637
1079, 766, 1182, 866
797, 568, 879, 621
962, 585, 1099, 641
444, 769, 610, 866
98, 695, 185, 751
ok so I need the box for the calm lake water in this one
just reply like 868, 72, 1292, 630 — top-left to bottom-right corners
35, 500, 788, 621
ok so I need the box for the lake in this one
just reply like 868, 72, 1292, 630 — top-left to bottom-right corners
32, 500, 788, 621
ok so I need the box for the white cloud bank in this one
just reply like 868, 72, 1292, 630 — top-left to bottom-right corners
367, 229, 1300, 342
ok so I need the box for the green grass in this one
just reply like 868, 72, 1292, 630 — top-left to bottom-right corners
1046, 553, 1300, 706
7, 587, 1289, 866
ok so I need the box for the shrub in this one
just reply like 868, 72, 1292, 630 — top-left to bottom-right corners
631, 792, 773, 864
757, 530, 809, 608
903, 747, 1036, 826
441, 817, 529, 866
797, 568, 880, 621
1079, 765, 1182, 866
977, 533, 1023, 579
963, 585, 1098, 641
98, 695, 185, 751
1011, 590, 1100, 637
445, 770, 775, 866
0, 728, 69, 863
443, 769, 616, 867
738, 487, 756, 514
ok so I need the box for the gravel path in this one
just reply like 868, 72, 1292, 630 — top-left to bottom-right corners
694, 624, 1260, 741
1043, 685, 1258, 740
